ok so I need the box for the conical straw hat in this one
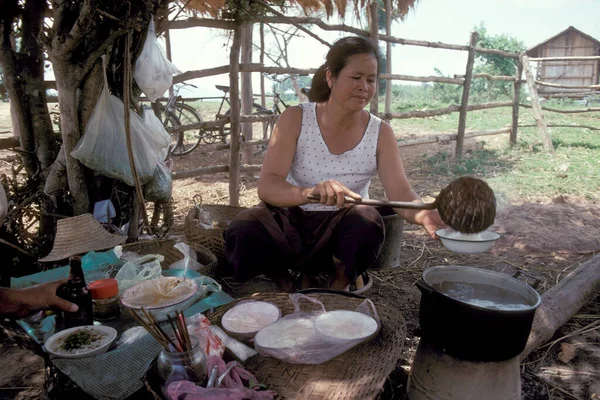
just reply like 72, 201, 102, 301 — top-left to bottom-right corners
39, 214, 127, 262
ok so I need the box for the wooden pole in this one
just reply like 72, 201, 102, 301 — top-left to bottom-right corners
165, 28, 174, 99
229, 24, 242, 206
241, 23, 254, 165
520, 52, 554, 153
260, 22, 266, 108
455, 31, 478, 158
510, 59, 523, 146
369, 1, 379, 116
384, 0, 392, 117
520, 254, 600, 361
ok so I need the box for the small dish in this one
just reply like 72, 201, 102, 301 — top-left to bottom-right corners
314, 310, 379, 342
221, 301, 281, 339
436, 228, 500, 254
45, 325, 117, 359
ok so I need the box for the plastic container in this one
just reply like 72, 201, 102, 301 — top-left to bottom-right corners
90, 278, 121, 321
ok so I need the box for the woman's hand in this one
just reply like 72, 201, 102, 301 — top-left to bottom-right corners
418, 210, 447, 239
0, 279, 78, 318
309, 180, 362, 208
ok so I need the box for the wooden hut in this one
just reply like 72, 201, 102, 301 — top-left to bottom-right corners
526, 26, 600, 98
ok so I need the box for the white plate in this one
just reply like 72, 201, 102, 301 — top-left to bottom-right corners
222, 301, 281, 335
45, 325, 117, 359
314, 310, 378, 341
436, 228, 500, 254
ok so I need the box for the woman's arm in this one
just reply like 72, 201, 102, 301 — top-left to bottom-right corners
376, 122, 446, 237
0, 279, 78, 318
257, 106, 312, 207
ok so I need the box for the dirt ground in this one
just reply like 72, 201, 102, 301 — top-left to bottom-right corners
1, 101, 599, 399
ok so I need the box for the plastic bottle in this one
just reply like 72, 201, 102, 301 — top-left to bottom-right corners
89, 278, 121, 321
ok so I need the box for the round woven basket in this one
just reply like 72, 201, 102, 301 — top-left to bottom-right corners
121, 239, 218, 278
144, 291, 406, 400
184, 204, 247, 267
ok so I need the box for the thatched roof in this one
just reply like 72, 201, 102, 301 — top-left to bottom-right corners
186, 0, 418, 21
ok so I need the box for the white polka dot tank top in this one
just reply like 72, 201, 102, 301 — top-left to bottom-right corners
286, 102, 382, 211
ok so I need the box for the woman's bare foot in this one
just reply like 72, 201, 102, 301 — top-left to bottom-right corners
330, 256, 350, 291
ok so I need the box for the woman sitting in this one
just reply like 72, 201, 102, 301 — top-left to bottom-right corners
224, 36, 445, 293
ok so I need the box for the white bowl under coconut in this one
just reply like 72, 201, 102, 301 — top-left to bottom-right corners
314, 310, 379, 342
221, 301, 281, 339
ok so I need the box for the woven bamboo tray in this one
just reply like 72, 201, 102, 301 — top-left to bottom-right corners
184, 204, 247, 268
144, 291, 406, 400
121, 238, 218, 278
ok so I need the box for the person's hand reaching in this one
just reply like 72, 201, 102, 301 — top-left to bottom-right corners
309, 180, 362, 208
419, 209, 447, 239
0, 279, 78, 318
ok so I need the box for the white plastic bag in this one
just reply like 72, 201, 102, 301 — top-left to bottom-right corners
253, 293, 380, 364
143, 107, 171, 161
71, 56, 170, 186
144, 160, 172, 203
168, 242, 203, 271
114, 253, 164, 292
134, 18, 181, 102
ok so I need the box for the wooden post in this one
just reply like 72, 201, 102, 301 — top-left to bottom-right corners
260, 22, 266, 108
455, 31, 478, 158
510, 59, 523, 146
229, 24, 242, 206
165, 28, 174, 99
369, 1, 379, 116
241, 23, 254, 164
520, 52, 554, 153
384, 0, 392, 117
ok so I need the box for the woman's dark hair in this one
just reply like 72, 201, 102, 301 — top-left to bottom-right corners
308, 36, 380, 102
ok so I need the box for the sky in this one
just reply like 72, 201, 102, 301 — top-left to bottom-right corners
166, 0, 600, 98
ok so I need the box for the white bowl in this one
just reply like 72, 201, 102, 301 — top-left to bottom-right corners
120, 276, 199, 322
45, 325, 117, 359
436, 228, 500, 254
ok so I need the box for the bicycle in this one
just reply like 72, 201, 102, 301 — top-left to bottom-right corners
157, 83, 205, 156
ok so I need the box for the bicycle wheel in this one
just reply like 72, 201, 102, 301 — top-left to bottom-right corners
170, 103, 204, 155
162, 112, 183, 155
219, 103, 274, 145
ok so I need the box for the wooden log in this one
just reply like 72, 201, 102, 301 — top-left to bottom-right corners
380, 73, 464, 85
241, 23, 254, 165
535, 80, 600, 90
454, 73, 518, 82
369, 1, 379, 116
384, 0, 392, 117
456, 32, 478, 157
216, 139, 269, 151
168, 17, 236, 30
474, 47, 520, 59
519, 254, 600, 361
382, 101, 512, 120
529, 55, 600, 62
520, 53, 554, 153
172, 164, 262, 180
0, 137, 20, 150
545, 91, 599, 99
173, 64, 317, 84
520, 104, 600, 114
165, 28, 174, 99
511, 60, 523, 146
167, 114, 279, 135
229, 24, 242, 207
519, 124, 600, 131
397, 128, 511, 147
259, 22, 266, 108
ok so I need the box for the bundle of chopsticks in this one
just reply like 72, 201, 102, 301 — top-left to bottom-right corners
130, 308, 192, 352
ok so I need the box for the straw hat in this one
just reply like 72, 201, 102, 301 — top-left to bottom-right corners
39, 213, 127, 262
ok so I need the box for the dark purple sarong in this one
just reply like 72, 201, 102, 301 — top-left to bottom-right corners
223, 203, 389, 283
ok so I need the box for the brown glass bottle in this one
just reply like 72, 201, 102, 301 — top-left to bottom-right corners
56, 256, 94, 328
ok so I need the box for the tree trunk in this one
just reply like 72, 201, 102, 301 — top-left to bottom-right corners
51, 61, 90, 215
228, 24, 243, 207
241, 23, 254, 165
455, 32, 478, 158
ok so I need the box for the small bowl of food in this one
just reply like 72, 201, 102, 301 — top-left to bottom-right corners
45, 325, 117, 359
436, 228, 501, 254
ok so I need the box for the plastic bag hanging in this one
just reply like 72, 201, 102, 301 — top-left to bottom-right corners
71, 55, 170, 186
134, 17, 181, 102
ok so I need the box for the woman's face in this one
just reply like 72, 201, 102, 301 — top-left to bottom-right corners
327, 53, 378, 111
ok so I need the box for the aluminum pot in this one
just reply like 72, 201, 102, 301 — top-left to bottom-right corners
416, 265, 541, 362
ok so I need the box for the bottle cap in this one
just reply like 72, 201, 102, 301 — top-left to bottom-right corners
90, 278, 119, 299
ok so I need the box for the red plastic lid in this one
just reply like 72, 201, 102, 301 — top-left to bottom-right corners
90, 278, 119, 299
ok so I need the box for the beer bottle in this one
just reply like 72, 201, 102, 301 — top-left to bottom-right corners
56, 256, 94, 328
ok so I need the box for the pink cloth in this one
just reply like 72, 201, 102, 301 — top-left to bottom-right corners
166, 356, 276, 400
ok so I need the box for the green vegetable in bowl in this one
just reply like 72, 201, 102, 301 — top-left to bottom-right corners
61, 329, 103, 351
